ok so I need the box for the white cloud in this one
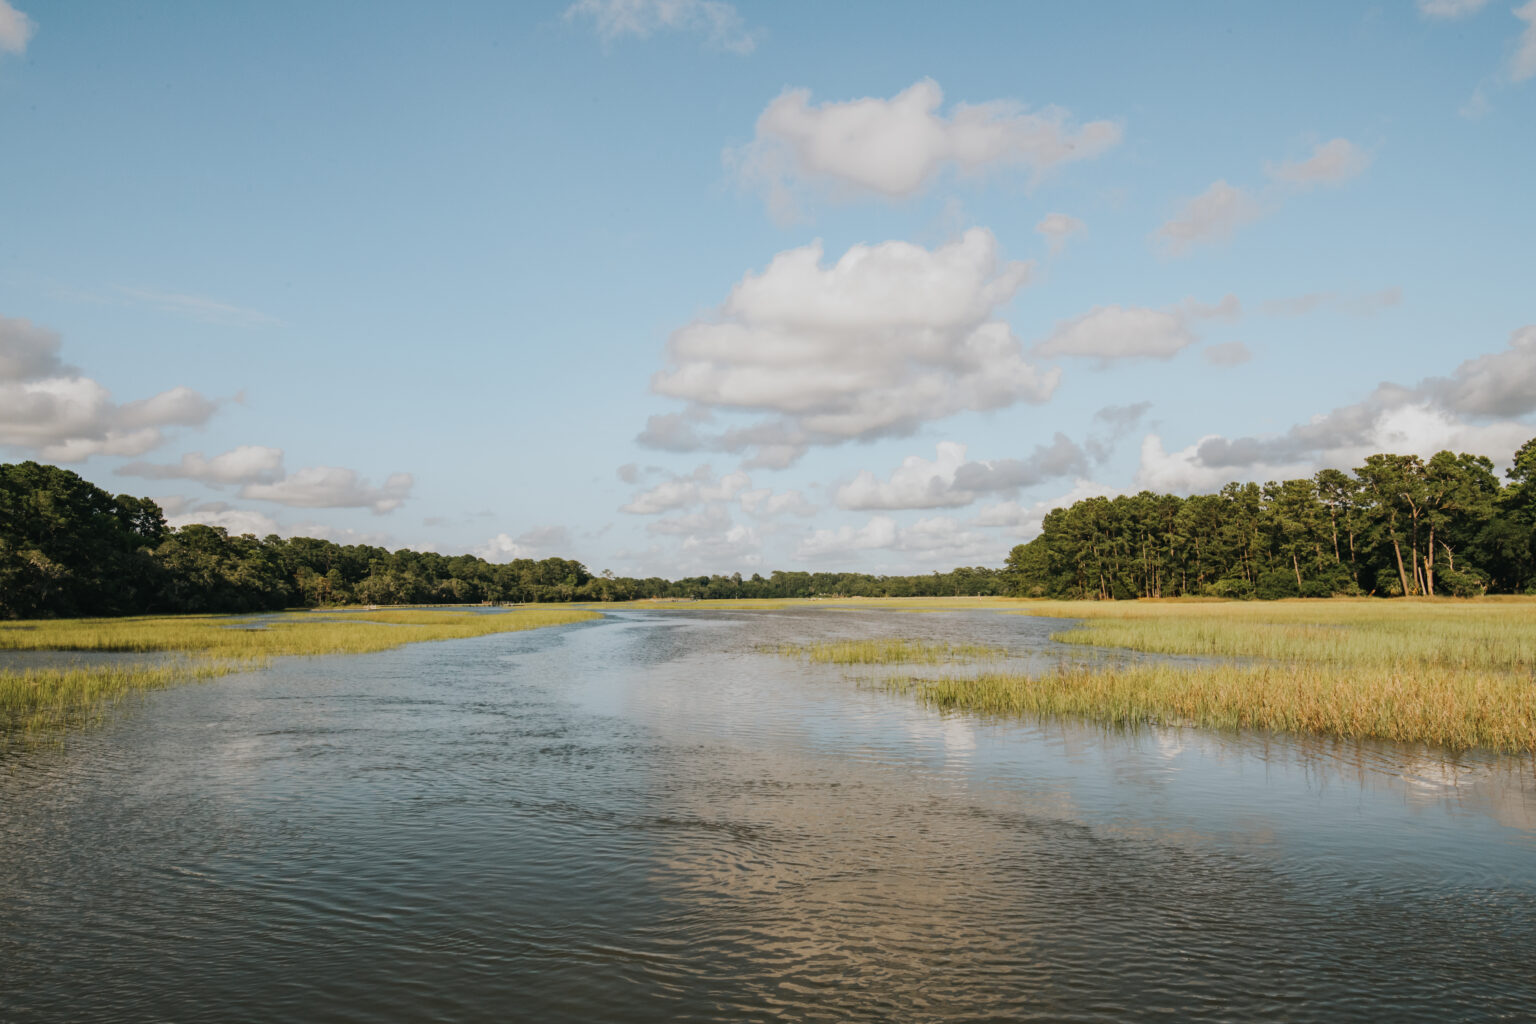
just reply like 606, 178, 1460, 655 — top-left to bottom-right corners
0, 378, 217, 461
1203, 341, 1253, 367
117, 445, 285, 486
795, 516, 900, 561
794, 513, 1004, 567
973, 478, 1124, 539
1037, 305, 1195, 360
478, 525, 573, 561
620, 464, 750, 514
1265, 138, 1371, 187
1155, 180, 1265, 256
836, 442, 973, 510
0, 0, 34, 55
0, 316, 220, 461
739, 487, 816, 518
1156, 139, 1367, 256
1136, 325, 1536, 490
1261, 287, 1402, 317
835, 435, 1089, 511
1424, 324, 1536, 416
728, 78, 1121, 217
649, 503, 732, 536
1419, 0, 1489, 17
1514, 0, 1536, 81
565, 0, 759, 53
645, 228, 1058, 464
1035, 212, 1086, 253
0, 316, 68, 380
165, 504, 282, 538
240, 466, 413, 514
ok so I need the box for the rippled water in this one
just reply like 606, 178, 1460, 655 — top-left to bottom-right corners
3, 608, 1533, 1022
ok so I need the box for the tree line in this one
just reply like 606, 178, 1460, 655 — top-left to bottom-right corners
1004, 440, 1536, 600
6, 440, 1535, 618
0, 460, 1007, 618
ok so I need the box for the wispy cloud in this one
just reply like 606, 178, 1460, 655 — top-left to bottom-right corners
566, 0, 760, 54
117, 287, 283, 328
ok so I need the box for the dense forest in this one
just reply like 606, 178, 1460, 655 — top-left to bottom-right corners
0, 461, 1008, 618
1006, 440, 1536, 599
4, 441, 1535, 618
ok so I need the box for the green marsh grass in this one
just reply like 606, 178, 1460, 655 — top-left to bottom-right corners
1, 606, 600, 744
749, 597, 1536, 754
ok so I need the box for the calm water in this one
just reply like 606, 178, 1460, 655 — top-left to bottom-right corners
2, 608, 1533, 1022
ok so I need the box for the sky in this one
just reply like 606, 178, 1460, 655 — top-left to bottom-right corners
2, 0, 1534, 577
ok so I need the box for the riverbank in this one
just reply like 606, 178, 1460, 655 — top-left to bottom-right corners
0, 607, 600, 743
753, 598, 1536, 754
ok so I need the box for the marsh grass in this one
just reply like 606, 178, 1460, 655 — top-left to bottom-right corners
0, 606, 600, 744
769, 639, 1007, 665
750, 596, 1536, 754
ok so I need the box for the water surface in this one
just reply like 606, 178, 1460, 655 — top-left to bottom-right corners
3, 608, 1532, 1022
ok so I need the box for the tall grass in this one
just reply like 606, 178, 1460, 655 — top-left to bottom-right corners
752, 597, 1536, 754
771, 639, 1006, 665
0, 607, 600, 744
894, 663, 1536, 754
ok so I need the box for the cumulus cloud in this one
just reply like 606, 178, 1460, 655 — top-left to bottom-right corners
240, 466, 413, 514
644, 229, 1057, 464
739, 487, 816, 519
620, 464, 750, 514
1036, 294, 1238, 362
794, 513, 1003, 567
1035, 212, 1086, 253
565, 0, 759, 53
836, 443, 972, 511
165, 502, 282, 538
1154, 181, 1265, 256
0, 0, 34, 55
950, 434, 1088, 495
117, 445, 285, 486
1203, 341, 1253, 366
1266, 138, 1372, 187
973, 478, 1125, 538
835, 436, 1087, 511
1262, 287, 1402, 317
0, 317, 219, 461
0, 317, 68, 380
728, 78, 1120, 217
478, 525, 573, 561
1137, 325, 1536, 490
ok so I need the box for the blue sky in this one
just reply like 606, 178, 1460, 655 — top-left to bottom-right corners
2, 0, 1533, 575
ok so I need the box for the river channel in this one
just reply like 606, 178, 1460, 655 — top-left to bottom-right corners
2, 607, 1533, 1022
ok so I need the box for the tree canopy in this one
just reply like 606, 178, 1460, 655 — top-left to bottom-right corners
5, 441, 1536, 618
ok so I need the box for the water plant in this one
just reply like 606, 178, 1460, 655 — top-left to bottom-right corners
753, 597, 1536, 754
0, 607, 600, 744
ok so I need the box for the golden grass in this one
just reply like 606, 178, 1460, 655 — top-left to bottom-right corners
0, 607, 601, 744
750, 596, 1536, 754
770, 639, 1007, 665
893, 663, 1536, 755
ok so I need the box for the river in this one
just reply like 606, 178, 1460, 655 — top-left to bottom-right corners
2, 607, 1533, 1022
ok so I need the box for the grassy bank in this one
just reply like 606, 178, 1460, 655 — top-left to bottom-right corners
756, 598, 1536, 755
0, 606, 600, 744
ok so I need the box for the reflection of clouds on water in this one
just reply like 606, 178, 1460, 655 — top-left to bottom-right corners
901, 710, 977, 760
